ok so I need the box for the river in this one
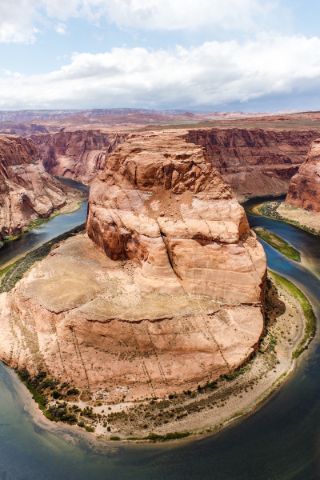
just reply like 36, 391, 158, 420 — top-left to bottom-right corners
0, 196, 319, 480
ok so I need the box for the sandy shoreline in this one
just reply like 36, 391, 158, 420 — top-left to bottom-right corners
5, 273, 311, 446
7, 365, 113, 451
251, 200, 320, 236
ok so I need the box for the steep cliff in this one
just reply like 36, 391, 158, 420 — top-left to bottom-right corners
286, 139, 320, 212
0, 130, 266, 406
32, 130, 125, 183
0, 135, 68, 240
187, 128, 319, 199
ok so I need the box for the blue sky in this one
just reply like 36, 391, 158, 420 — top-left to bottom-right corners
0, 0, 319, 111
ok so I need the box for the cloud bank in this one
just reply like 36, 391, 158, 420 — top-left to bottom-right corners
0, 0, 278, 43
0, 34, 320, 110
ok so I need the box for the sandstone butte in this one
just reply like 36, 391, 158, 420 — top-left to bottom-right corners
286, 138, 320, 213
0, 130, 266, 403
0, 135, 68, 240
32, 130, 125, 183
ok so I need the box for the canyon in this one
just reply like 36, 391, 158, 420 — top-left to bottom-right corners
187, 128, 319, 199
0, 129, 266, 408
0, 110, 319, 439
32, 130, 125, 183
30, 123, 320, 198
0, 135, 74, 242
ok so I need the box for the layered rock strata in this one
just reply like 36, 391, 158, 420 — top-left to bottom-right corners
0, 135, 68, 239
0, 130, 266, 403
286, 138, 320, 212
32, 130, 125, 183
187, 128, 319, 198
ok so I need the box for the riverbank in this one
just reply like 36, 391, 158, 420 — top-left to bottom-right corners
10, 270, 314, 444
0, 224, 85, 289
97, 273, 312, 442
0, 191, 316, 446
0, 182, 85, 248
254, 227, 301, 262
251, 199, 320, 236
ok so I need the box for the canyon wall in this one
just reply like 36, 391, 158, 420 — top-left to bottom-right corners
32, 130, 125, 183
0, 130, 266, 402
32, 127, 318, 197
187, 128, 319, 199
0, 135, 68, 240
286, 138, 320, 212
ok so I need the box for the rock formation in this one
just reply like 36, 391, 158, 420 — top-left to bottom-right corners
0, 130, 266, 403
187, 128, 319, 199
286, 138, 320, 212
32, 130, 125, 183
0, 123, 49, 136
0, 135, 69, 240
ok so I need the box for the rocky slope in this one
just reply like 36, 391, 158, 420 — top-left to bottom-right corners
32, 130, 125, 183
187, 128, 319, 199
0, 130, 266, 405
0, 135, 69, 240
286, 138, 320, 212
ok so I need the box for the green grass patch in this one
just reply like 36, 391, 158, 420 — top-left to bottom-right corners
271, 271, 316, 358
255, 227, 301, 262
0, 261, 19, 278
146, 431, 190, 442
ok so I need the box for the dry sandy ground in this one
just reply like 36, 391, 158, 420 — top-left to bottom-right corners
277, 203, 320, 235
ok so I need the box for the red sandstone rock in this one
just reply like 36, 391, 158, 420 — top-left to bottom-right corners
32, 130, 125, 183
0, 135, 68, 239
286, 139, 320, 212
0, 130, 266, 402
187, 128, 319, 198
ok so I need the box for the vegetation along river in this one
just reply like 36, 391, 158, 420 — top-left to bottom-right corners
0, 194, 319, 480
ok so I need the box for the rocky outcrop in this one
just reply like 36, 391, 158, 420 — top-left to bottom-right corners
0, 135, 68, 239
32, 130, 125, 183
286, 139, 320, 212
187, 128, 319, 199
0, 130, 266, 404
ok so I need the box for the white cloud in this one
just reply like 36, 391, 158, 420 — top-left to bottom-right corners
98, 0, 277, 31
0, 0, 38, 43
0, 0, 279, 43
55, 23, 67, 35
0, 35, 320, 109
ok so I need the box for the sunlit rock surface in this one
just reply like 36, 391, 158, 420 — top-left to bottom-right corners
0, 130, 266, 402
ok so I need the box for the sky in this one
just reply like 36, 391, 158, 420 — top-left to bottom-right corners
0, 0, 319, 111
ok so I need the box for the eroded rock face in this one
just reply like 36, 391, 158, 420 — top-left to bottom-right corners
0, 130, 266, 402
187, 128, 319, 199
286, 139, 320, 212
0, 135, 68, 239
32, 130, 125, 183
